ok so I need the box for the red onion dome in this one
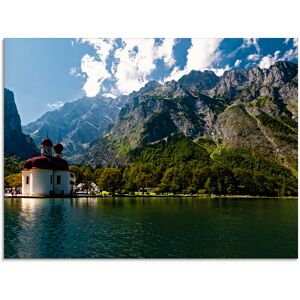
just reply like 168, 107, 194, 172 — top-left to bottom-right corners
23, 156, 52, 170
41, 137, 53, 147
32, 156, 52, 169
53, 143, 63, 154
23, 158, 33, 170
23, 156, 69, 171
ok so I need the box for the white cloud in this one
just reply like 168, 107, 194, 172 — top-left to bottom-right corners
102, 93, 117, 99
79, 38, 115, 63
242, 38, 260, 54
155, 38, 176, 67
74, 38, 226, 96
234, 59, 242, 67
76, 39, 116, 97
47, 101, 64, 110
293, 38, 298, 48
164, 38, 223, 81
80, 54, 111, 97
112, 39, 157, 94
111, 38, 177, 94
280, 38, 298, 61
247, 54, 260, 61
281, 48, 298, 61
281, 39, 298, 61
69, 67, 83, 78
186, 38, 222, 71
211, 65, 230, 76
76, 38, 177, 96
163, 66, 187, 82
259, 50, 281, 69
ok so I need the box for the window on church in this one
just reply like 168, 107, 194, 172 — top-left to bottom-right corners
50, 175, 53, 184
26, 176, 29, 184
57, 175, 61, 184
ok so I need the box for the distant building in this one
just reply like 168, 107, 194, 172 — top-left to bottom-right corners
22, 135, 75, 196
76, 182, 98, 193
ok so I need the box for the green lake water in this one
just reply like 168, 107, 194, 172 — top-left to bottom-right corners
4, 197, 298, 258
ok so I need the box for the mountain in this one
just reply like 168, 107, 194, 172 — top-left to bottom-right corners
207, 61, 298, 116
84, 61, 298, 175
4, 88, 39, 159
23, 95, 128, 162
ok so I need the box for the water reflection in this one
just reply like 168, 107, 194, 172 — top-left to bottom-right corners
4, 197, 298, 258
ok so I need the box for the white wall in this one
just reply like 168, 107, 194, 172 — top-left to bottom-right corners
22, 169, 71, 196
30, 169, 53, 196
53, 170, 70, 195
22, 171, 30, 195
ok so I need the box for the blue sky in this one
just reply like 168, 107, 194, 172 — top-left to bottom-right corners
4, 38, 298, 125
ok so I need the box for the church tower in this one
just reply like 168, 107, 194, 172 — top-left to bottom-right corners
40, 135, 53, 156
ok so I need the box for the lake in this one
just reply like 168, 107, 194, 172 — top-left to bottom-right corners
4, 197, 298, 258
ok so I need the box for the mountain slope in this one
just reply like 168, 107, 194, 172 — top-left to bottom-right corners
4, 88, 39, 159
23, 95, 128, 162
84, 62, 297, 172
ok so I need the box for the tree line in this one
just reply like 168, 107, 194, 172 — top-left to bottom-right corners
70, 152, 297, 197
4, 135, 298, 197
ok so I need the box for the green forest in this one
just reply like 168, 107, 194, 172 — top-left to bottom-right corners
71, 135, 297, 197
4, 135, 297, 196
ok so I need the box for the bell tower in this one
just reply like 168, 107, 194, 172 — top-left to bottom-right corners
40, 133, 53, 156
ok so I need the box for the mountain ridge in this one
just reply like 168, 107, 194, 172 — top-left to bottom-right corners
23, 94, 128, 161
83, 61, 298, 173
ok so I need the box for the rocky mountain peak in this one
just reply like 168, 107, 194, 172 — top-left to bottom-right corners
4, 88, 39, 159
178, 69, 220, 92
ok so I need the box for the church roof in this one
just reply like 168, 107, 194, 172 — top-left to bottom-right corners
23, 155, 69, 171
54, 143, 63, 154
40, 137, 53, 147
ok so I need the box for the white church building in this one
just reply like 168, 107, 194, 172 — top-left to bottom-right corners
22, 135, 75, 196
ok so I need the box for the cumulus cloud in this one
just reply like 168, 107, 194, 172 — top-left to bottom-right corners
79, 38, 115, 63
47, 101, 64, 110
75, 39, 116, 97
113, 38, 178, 94
164, 38, 223, 81
259, 50, 281, 69
247, 54, 260, 61
75, 38, 177, 96
234, 59, 242, 67
112, 39, 157, 94
81, 54, 111, 97
186, 39, 222, 71
155, 38, 176, 67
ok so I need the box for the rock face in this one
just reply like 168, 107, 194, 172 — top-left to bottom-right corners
207, 61, 298, 113
84, 61, 298, 171
4, 88, 39, 159
23, 95, 128, 162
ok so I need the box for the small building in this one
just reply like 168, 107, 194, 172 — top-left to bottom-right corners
22, 135, 74, 196
76, 182, 99, 193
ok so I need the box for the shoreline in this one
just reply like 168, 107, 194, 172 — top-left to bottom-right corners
3, 194, 298, 199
